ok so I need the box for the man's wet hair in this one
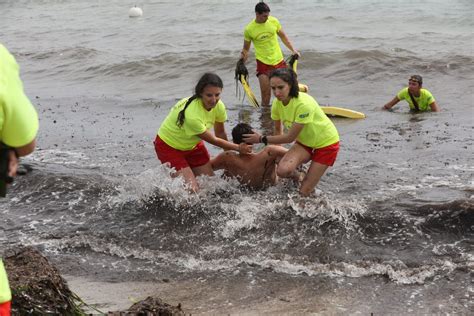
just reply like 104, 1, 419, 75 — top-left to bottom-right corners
232, 123, 253, 144
255, 2, 270, 14
409, 75, 423, 86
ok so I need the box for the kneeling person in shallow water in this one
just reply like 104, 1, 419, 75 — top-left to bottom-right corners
243, 68, 340, 197
211, 123, 289, 190
383, 75, 440, 112
154, 73, 252, 193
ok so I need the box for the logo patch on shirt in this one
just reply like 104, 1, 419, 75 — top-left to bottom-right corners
256, 32, 273, 41
299, 113, 309, 119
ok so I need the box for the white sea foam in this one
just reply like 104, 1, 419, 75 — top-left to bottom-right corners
22, 228, 470, 286
29, 149, 93, 166
420, 174, 468, 189
107, 163, 199, 207
218, 197, 271, 238
288, 192, 367, 230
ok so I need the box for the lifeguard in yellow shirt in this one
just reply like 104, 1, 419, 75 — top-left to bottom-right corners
154, 73, 251, 192
239, 2, 300, 107
0, 43, 39, 315
383, 75, 440, 112
243, 68, 340, 197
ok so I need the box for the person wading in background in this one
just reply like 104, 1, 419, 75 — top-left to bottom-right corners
238, 2, 300, 107
383, 75, 440, 112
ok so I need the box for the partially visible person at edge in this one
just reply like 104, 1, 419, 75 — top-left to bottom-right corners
243, 68, 339, 197
0, 43, 39, 316
154, 73, 252, 192
211, 123, 292, 190
383, 75, 440, 112
239, 1, 300, 107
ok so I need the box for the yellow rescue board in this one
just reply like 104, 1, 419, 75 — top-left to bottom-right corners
321, 106, 366, 119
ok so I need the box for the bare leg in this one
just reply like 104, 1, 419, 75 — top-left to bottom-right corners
277, 143, 311, 182
173, 167, 199, 193
170, 162, 214, 193
299, 161, 329, 197
191, 161, 214, 177
258, 74, 271, 106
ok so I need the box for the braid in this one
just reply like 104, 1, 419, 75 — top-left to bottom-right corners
176, 95, 197, 128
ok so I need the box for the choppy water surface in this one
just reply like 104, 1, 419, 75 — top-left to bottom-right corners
1, 0, 473, 313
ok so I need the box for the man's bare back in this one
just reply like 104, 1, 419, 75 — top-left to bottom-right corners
211, 145, 287, 190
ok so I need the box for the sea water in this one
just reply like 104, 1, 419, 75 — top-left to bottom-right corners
1, 0, 472, 313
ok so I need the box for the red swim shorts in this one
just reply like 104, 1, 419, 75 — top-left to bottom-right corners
0, 301, 11, 316
256, 59, 287, 77
298, 141, 340, 166
154, 135, 210, 171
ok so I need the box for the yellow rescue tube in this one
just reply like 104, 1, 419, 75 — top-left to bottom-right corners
298, 84, 308, 92
321, 106, 366, 119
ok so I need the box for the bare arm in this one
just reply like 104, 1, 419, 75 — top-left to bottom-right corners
7, 139, 36, 178
243, 123, 304, 145
383, 96, 400, 110
199, 130, 251, 154
240, 40, 251, 62
277, 29, 299, 56
267, 123, 304, 144
210, 152, 230, 171
15, 139, 36, 157
214, 122, 228, 142
266, 145, 288, 163
429, 101, 440, 112
274, 120, 282, 136
7, 150, 18, 178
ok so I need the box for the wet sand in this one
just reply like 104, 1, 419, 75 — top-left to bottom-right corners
66, 268, 470, 314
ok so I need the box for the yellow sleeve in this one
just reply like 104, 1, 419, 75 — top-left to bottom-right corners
0, 45, 39, 147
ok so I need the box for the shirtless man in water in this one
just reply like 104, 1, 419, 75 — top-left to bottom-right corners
211, 123, 289, 190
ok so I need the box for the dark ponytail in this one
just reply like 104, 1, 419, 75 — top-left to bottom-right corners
176, 95, 198, 128
176, 72, 223, 128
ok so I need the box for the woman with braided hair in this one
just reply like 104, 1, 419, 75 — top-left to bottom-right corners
154, 72, 252, 192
